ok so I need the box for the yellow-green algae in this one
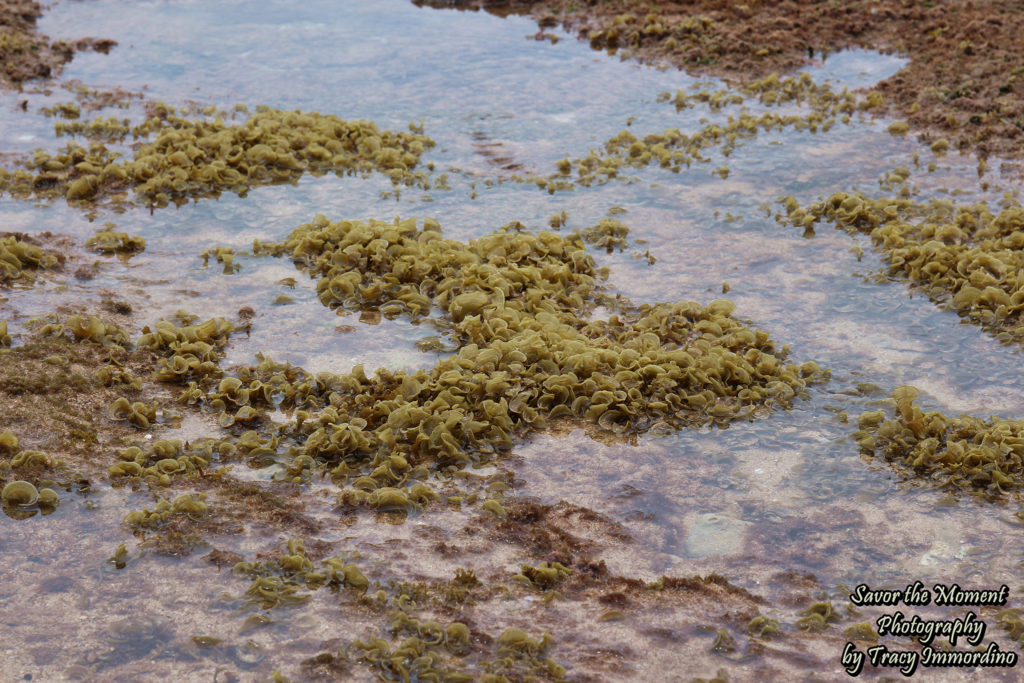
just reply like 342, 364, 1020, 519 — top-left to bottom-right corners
855, 385, 1024, 494
107, 396, 157, 429
1, 479, 39, 506
515, 561, 572, 590
693, 669, 730, 683
41, 102, 83, 119
0, 429, 18, 455
38, 314, 130, 348
543, 110, 839, 191
0, 235, 59, 283
887, 121, 911, 136
351, 616, 564, 682
230, 539, 372, 610
508, 72, 883, 195
80, 215, 800, 544
55, 116, 131, 142
122, 493, 208, 529
843, 622, 880, 642
746, 615, 780, 639
0, 107, 435, 208
795, 599, 840, 632
577, 218, 631, 252
61, 83, 143, 113
783, 190, 1024, 345
245, 216, 822, 483
9, 449, 62, 470
107, 542, 129, 569
200, 246, 241, 274
139, 314, 236, 386
86, 226, 145, 254
108, 438, 219, 485
658, 72, 869, 118
997, 609, 1024, 646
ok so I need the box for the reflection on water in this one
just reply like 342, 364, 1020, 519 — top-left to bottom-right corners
0, 0, 1020, 679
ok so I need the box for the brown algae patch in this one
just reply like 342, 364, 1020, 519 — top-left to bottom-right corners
0, 0, 115, 87
0, 106, 435, 209
0, 233, 60, 283
54, 115, 132, 143
427, 0, 1024, 165
121, 213, 825, 521
661, 70, 868, 118
85, 225, 145, 255
0, 328, 160, 505
58, 81, 144, 113
523, 72, 877, 193
784, 189, 1024, 346
855, 385, 1024, 497
253, 216, 825, 453
576, 217, 631, 253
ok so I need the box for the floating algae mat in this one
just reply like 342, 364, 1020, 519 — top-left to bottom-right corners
5, 0, 1024, 680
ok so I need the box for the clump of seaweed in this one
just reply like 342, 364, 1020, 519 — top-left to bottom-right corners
231, 540, 374, 609
200, 246, 240, 274
0, 107, 435, 209
515, 561, 572, 590
746, 615, 780, 639
0, 235, 59, 283
660, 71, 863, 119
996, 608, 1024, 644
352, 633, 463, 682
120, 493, 213, 555
353, 617, 564, 682
524, 72, 876, 195
855, 385, 1024, 493
782, 191, 1024, 345
0, 429, 18, 456
0, 4, 114, 88
55, 116, 131, 142
388, 612, 471, 653
139, 314, 237, 387
38, 314, 130, 348
9, 449, 62, 470
94, 361, 143, 390
86, 227, 145, 254
123, 493, 208, 531
139, 314, 234, 354
41, 102, 82, 119
486, 628, 566, 681
107, 397, 157, 429
108, 438, 224, 485
796, 599, 841, 632
1, 480, 40, 506
0, 476, 58, 520
240, 216, 826, 517
843, 622, 879, 642
586, 11, 719, 69
576, 218, 630, 252
107, 542, 129, 569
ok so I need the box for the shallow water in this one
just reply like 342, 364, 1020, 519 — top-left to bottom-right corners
2, 0, 1023, 680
